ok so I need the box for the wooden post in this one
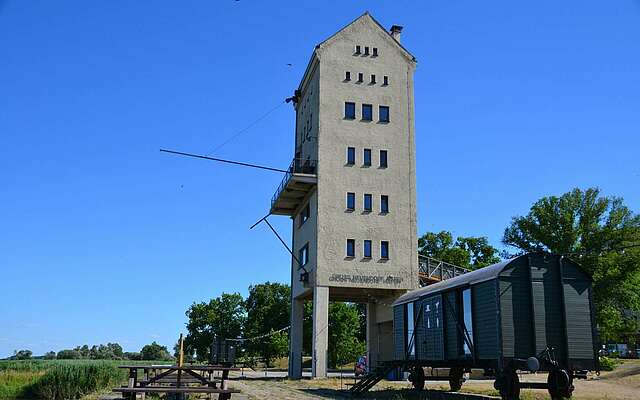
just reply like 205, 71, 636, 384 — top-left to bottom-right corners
179, 333, 184, 367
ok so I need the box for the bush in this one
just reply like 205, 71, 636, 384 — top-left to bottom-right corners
30, 362, 124, 400
599, 356, 619, 371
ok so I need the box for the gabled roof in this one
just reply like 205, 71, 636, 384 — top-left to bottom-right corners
296, 12, 416, 93
316, 11, 417, 62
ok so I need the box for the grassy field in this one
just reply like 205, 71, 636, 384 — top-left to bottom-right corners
0, 360, 168, 400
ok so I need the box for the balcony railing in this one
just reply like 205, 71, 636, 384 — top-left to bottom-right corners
271, 158, 318, 211
418, 255, 469, 286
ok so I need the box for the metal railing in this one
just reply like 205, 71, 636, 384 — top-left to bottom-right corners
418, 255, 469, 285
271, 158, 317, 209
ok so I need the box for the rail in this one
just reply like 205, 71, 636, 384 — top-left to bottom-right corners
270, 158, 317, 209
418, 255, 469, 285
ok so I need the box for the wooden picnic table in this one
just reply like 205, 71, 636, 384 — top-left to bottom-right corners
114, 365, 241, 400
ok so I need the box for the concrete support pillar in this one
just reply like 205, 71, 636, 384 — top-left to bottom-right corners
312, 286, 329, 378
366, 302, 380, 369
288, 297, 304, 379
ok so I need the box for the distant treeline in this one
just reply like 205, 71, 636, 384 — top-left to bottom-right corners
8, 341, 173, 361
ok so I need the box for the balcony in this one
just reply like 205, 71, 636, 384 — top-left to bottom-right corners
270, 158, 317, 215
418, 255, 469, 286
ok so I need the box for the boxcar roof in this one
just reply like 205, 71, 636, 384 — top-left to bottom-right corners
393, 256, 520, 306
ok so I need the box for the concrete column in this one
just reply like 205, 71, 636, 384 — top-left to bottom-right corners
312, 286, 329, 378
288, 297, 304, 379
366, 302, 380, 369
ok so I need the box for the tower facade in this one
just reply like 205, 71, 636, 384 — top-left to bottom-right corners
270, 13, 418, 377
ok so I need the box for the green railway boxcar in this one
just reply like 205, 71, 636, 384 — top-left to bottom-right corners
393, 252, 598, 400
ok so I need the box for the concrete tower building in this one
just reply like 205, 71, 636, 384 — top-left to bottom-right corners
269, 13, 418, 378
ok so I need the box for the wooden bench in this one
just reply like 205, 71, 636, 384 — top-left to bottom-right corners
114, 387, 240, 400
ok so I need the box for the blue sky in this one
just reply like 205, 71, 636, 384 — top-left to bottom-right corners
1, 1, 639, 357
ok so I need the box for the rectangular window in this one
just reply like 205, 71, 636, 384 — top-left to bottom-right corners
347, 147, 356, 165
346, 239, 355, 257
345, 102, 355, 119
363, 240, 372, 258
370, 74, 376, 84
355, 45, 361, 54
383, 75, 388, 85
380, 150, 388, 168
406, 302, 415, 358
379, 105, 390, 122
345, 71, 351, 81
364, 46, 370, 55
381, 241, 389, 259
299, 243, 309, 266
381, 195, 389, 213
462, 289, 474, 356
362, 104, 372, 121
357, 73, 363, 83
299, 203, 310, 226
372, 47, 378, 56
364, 194, 372, 212
363, 149, 371, 166
346, 192, 355, 210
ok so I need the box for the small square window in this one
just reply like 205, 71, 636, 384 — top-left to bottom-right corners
347, 147, 356, 165
299, 243, 309, 266
345, 71, 351, 81
381, 241, 389, 259
346, 192, 355, 210
364, 194, 372, 212
357, 73, 363, 83
370, 74, 376, 84
364, 46, 370, 56
362, 104, 372, 121
381, 195, 389, 213
355, 45, 361, 54
372, 47, 378, 56
345, 102, 356, 119
379, 106, 390, 122
364, 240, 372, 258
363, 149, 371, 166
347, 239, 355, 257
380, 150, 388, 168
383, 76, 388, 86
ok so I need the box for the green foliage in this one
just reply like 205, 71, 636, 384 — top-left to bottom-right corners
244, 282, 291, 366
56, 350, 81, 360
598, 356, 619, 371
30, 362, 123, 400
418, 230, 501, 269
185, 292, 246, 361
43, 352, 57, 360
327, 302, 366, 368
502, 187, 640, 341
140, 342, 173, 361
12, 350, 33, 360
0, 370, 42, 399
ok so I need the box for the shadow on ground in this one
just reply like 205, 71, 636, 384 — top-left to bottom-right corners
300, 388, 498, 399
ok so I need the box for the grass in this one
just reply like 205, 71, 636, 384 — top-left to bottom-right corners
0, 359, 169, 400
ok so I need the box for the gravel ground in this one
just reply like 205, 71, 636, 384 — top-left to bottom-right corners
225, 360, 640, 400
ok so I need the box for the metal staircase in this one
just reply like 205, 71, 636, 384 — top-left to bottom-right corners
348, 364, 395, 395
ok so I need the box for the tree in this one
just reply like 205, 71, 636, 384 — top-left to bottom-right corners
123, 351, 141, 361
418, 231, 501, 269
244, 282, 291, 365
185, 292, 246, 361
43, 351, 57, 360
327, 302, 366, 368
57, 349, 82, 359
140, 342, 173, 361
13, 349, 32, 360
502, 187, 640, 341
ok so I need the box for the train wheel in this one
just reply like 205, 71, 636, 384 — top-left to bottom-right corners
448, 367, 464, 392
408, 366, 425, 391
495, 369, 520, 400
548, 369, 574, 399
